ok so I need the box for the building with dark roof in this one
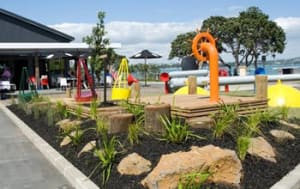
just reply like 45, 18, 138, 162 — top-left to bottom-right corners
0, 8, 89, 89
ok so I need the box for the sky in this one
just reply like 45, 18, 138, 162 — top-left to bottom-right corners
1, 0, 300, 64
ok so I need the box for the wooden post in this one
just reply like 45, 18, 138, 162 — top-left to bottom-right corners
108, 113, 133, 134
34, 53, 40, 89
66, 88, 71, 98
188, 76, 197, 95
144, 104, 170, 133
131, 82, 141, 101
255, 75, 268, 99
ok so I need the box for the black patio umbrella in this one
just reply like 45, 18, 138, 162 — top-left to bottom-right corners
130, 49, 162, 86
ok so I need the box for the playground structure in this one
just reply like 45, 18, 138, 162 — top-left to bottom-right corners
191, 31, 219, 102
160, 31, 300, 107
18, 67, 38, 102
111, 58, 131, 101
75, 58, 97, 102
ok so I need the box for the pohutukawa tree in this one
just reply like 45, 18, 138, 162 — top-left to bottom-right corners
169, 6, 286, 75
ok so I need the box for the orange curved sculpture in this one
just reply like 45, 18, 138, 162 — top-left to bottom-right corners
192, 32, 219, 102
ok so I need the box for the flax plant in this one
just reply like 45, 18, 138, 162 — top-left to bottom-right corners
211, 102, 239, 139
90, 136, 120, 186
160, 115, 204, 144
90, 99, 98, 120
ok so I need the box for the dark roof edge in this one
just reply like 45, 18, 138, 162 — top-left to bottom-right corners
0, 8, 74, 42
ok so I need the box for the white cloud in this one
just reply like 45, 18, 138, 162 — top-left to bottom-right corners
49, 16, 300, 65
274, 17, 300, 60
275, 17, 300, 38
49, 23, 94, 42
49, 20, 202, 64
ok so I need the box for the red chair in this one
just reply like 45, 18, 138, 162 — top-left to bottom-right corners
29, 76, 37, 89
40, 75, 49, 89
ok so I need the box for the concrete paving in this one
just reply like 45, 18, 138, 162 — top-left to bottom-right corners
0, 105, 73, 189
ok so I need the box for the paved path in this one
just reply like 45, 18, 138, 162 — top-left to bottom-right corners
0, 103, 73, 189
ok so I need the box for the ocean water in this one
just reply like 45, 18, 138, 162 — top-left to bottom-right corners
160, 62, 300, 76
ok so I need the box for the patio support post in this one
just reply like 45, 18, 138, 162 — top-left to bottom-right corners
34, 53, 40, 89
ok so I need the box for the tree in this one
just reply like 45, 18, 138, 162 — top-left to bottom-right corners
168, 31, 196, 60
201, 16, 241, 73
83, 11, 109, 81
201, 7, 286, 71
169, 6, 286, 75
238, 7, 286, 68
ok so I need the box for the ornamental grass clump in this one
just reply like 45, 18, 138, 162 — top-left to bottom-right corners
90, 136, 120, 186
121, 101, 144, 123
258, 109, 279, 126
127, 122, 145, 146
55, 100, 69, 119
237, 136, 250, 161
211, 102, 239, 139
75, 105, 83, 120
90, 99, 98, 120
66, 125, 84, 146
236, 110, 263, 160
95, 118, 108, 140
160, 115, 204, 144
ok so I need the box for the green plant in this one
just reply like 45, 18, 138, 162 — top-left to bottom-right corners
65, 125, 84, 146
75, 105, 83, 120
237, 136, 250, 160
47, 108, 54, 127
121, 101, 144, 123
90, 99, 98, 120
96, 118, 108, 140
178, 171, 211, 189
241, 111, 262, 137
90, 136, 119, 186
278, 106, 289, 121
160, 115, 204, 144
56, 101, 69, 119
258, 109, 279, 126
30, 95, 46, 103
127, 122, 144, 145
211, 102, 239, 139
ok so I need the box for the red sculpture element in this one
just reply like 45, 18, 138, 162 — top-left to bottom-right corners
160, 72, 170, 94
75, 58, 97, 102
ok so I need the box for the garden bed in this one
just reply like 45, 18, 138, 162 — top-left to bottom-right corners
7, 103, 300, 189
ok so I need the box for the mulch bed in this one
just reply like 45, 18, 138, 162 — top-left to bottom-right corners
8, 104, 300, 189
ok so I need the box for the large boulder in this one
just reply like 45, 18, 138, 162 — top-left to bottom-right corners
247, 137, 276, 163
117, 153, 152, 175
141, 145, 242, 189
